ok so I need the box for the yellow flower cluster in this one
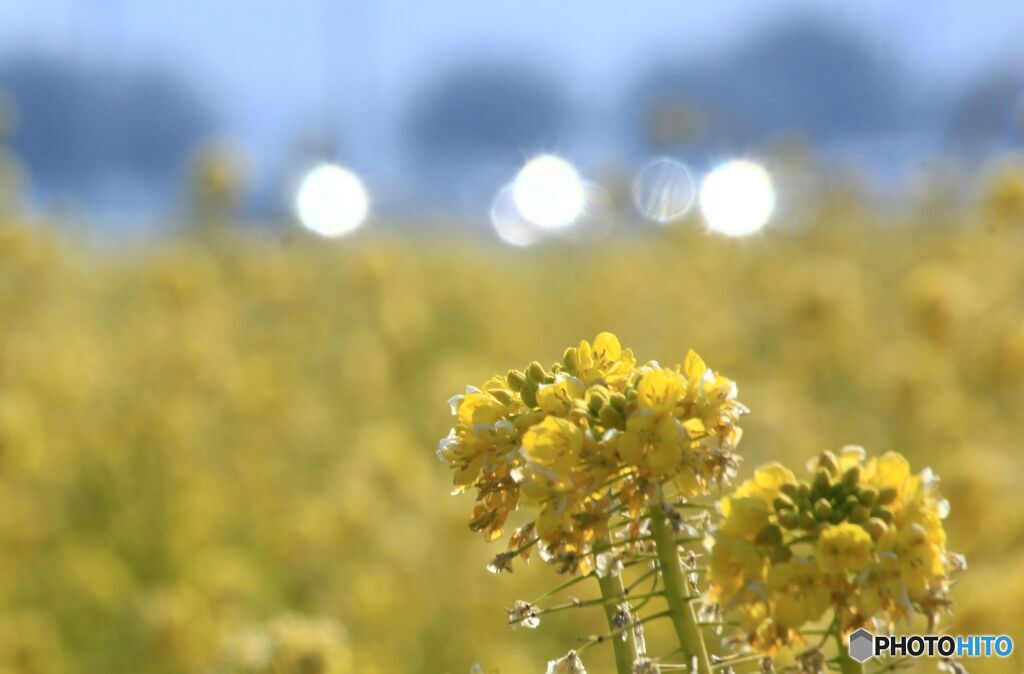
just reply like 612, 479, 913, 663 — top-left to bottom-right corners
709, 447, 961, 653
438, 332, 746, 573
4, 180, 1024, 674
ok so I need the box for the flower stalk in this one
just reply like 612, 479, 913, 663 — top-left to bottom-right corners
650, 501, 713, 674
595, 539, 639, 674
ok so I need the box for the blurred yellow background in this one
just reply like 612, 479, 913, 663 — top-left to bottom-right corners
2, 169, 1024, 674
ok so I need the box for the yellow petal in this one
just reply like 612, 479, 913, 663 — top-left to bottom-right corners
870, 451, 911, 491
617, 431, 645, 465
753, 463, 796, 492
592, 331, 622, 361
683, 349, 707, 386
637, 369, 683, 410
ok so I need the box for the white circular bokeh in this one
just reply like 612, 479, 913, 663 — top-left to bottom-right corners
698, 159, 776, 237
295, 163, 369, 237
512, 154, 586, 229
632, 157, 696, 224
490, 184, 547, 247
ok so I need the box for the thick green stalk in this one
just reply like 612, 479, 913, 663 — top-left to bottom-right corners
649, 502, 713, 674
595, 541, 638, 674
837, 637, 864, 674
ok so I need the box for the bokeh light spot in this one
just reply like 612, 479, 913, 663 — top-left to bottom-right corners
512, 154, 585, 229
698, 159, 775, 237
490, 185, 546, 247
632, 157, 696, 224
295, 163, 369, 237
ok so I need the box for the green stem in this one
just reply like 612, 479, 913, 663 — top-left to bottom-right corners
837, 635, 864, 674
595, 541, 639, 674
541, 590, 664, 615
531, 570, 594, 604
650, 501, 713, 674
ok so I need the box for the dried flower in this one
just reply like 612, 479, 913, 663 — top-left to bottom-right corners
546, 649, 587, 674
507, 600, 541, 629
631, 657, 660, 674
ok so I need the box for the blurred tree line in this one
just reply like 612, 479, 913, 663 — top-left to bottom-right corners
1, 17, 1021, 215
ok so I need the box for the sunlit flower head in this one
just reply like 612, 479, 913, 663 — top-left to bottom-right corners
709, 448, 962, 652
437, 332, 746, 574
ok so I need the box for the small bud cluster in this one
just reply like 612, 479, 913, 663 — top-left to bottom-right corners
437, 332, 747, 574
708, 446, 962, 653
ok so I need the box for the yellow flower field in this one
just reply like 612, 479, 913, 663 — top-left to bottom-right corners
1, 184, 1023, 672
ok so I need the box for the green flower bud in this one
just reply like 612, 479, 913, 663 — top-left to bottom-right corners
798, 512, 816, 530
506, 369, 526, 390
864, 517, 889, 541
563, 347, 579, 373
599, 405, 624, 429
796, 485, 812, 511
520, 382, 538, 407
490, 389, 514, 405
842, 466, 862, 488
813, 498, 833, 521
526, 361, 546, 383
828, 509, 845, 525
587, 388, 608, 414
817, 450, 840, 476
812, 470, 831, 498
770, 545, 793, 564
858, 488, 878, 507
877, 488, 899, 505
755, 524, 783, 546
777, 510, 799, 529
773, 497, 793, 513
870, 507, 893, 524
845, 494, 861, 509
780, 483, 800, 501
609, 392, 627, 412
848, 506, 869, 523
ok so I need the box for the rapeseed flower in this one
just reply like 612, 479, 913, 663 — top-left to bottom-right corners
708, 447, 961, 653
438, 332, 747, 574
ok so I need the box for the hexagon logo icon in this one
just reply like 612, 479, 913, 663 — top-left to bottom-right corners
848, 628, 874, 663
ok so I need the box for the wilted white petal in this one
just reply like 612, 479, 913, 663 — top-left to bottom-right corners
595, 551, 623, 578
487, 552, 515, 575
437, 429, 458, 462
632, 657, 660, 674
546, 650, 587, 674
507, 600, 541, 629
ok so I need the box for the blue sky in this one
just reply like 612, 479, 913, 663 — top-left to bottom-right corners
2, 0, 1023, 207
